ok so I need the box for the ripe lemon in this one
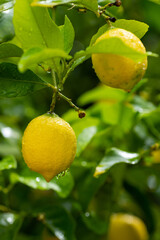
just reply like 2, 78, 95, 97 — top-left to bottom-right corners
22, 113, 77, 182
92, 28, 147, 91
108, 213, 149, 240
151, 149, 160, 163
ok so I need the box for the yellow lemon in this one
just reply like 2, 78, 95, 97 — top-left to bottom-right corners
22, 113, 77, 182
151, 149, 160, 163
108, 213, 149, 240
92, 28, 147, 91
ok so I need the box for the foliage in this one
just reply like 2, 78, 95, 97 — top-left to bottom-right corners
0, 0, 160, 240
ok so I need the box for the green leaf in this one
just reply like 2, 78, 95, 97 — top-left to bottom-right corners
0, 63, 48, 98
81, 212, 108, 235
78, 85, 127, 106
10, 169, 74, 198
76, 126, 99, 157
94, 148, 140, 177
71, 116, 101, 136
13, 0, 63, 50
112, 19, 149, 39
44, 206, 76, 240
0, 43, 23, 59
90, 24, 110, 46
0, 213, 23, 240
87, 37, 146, 61
0, 8, 14, 43
0, 155, 17, 171
18, 47, 71, 72
59, 15, 75, 54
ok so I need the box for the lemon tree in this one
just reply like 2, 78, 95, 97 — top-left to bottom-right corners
0, 0, 160, 240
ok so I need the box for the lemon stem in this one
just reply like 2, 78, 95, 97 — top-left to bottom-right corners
49, 69, 58, 112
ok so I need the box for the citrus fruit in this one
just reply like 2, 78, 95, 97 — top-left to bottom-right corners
108, 213, 149, 240
22, 113, 77, 182
151, 149, 160, 163
92, 28, 147, 91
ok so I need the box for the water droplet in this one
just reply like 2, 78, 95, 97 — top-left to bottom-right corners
36, 177, 40, 182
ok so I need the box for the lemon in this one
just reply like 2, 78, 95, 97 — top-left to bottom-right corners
22, 113, 77, 182
108, 213, 149, 240
151, 149, 160, 163
92, 28, 147, 91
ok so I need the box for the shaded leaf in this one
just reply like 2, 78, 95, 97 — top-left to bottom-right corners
94, 148, 140, 177
0, 43, 23, 59
0, 63, 48, 98
0, 155, 17, 171
10, 169, 74, 198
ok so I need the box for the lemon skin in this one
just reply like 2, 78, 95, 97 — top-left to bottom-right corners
92, 28, 147, 91
151, 149, 160, 163
108, 213, 149, 240
22, 113, 77, 182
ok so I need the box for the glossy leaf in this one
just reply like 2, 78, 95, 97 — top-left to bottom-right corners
13, 0, 63, 50
44, 206, 76, 240
94, 148, 140, 177
10, 169, 74, 198
18, 47, 71, 72
0, 43, 23, 59
0, 63, 48, 98
0, 213, 23, 240
112, 19, 149, 39
0, 8, 14, 43
59, 15, 75, 53
0, 155, 17, 171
